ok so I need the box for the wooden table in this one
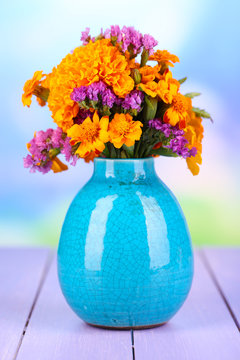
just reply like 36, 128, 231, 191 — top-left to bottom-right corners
0, 248, 239, 360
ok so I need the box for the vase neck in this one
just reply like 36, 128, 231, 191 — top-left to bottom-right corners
92, 158, 157, 183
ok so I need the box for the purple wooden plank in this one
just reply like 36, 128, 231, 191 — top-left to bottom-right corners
134, 251, 240, 360
0, 248, 50, 360
17, 256, 133, 360
202, 247, 240, 328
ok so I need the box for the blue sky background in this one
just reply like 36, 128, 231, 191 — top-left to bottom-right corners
1, 0, 240, 246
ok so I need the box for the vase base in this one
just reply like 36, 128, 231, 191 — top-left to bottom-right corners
86, 321, 167, 330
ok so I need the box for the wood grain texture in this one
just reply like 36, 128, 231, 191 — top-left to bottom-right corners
16, 256, 133, 360
202, 247, 240, 329
0, 248, 50, 360
134, 251, 240, 360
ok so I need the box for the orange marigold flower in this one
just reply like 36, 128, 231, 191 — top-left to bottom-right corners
139, 65, 160, 84
125, 51, 140, 70
138, 81, 158, 98
163, 93, 190, 129
41, 73, 51, 88
48, 39, 134, 132
185, 112, 204, 151
186, 152, 202, 176
108, 113, 143, 148
22, 71, 45, 107
37, 98, 47, 107
156, 70, 180, 104
51, 157, 68, 173
67, 111, 109, 158
84, 151, 99, 163
184, 109, 204, 175
149, 50, 179, 67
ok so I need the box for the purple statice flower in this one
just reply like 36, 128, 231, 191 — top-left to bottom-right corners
71, 81, 117, 108
71, 87, 87, 102
149, 118, 172, 138
121, 26, 142, 54
73, 109, 93, 125
121, 90, 144, 111
80, 27, 91, 45
51, 126, 65, 148
142, 34, 158, 55
149, 118, 197, 159
23, 154, 52, 174
166, 137, 197, 159
61, 140, 78, 166
80, 26, 158, 57
101, 87, 117, 107
23, 128, 78, 174
104, 25, 122, 42
33, 129, 54, 153
86, 84, 99, 102
72, 82, 144, 113
103, 25, 158, 56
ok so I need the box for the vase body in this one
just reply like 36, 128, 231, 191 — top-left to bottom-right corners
58, 158, 193, 329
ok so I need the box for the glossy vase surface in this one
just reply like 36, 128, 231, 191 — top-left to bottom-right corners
58, 158, 193, 329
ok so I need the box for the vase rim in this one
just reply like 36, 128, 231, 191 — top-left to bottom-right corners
94, 157, 154, 162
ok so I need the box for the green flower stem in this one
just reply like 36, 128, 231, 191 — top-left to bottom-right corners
134, 140, 141, 158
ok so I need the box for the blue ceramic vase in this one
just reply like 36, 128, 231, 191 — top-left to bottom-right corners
58, 158, 193, 329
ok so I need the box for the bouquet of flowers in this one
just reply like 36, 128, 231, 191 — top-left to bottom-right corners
22, 26, 211, 175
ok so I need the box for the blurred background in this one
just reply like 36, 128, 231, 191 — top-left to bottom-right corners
0, 0, 239, 247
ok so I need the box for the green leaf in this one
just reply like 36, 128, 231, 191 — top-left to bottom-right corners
192, 107, 213, 122
123, 144, 134, 158
178, 77, 187, 84
149, 147, 178, 157
143, 95, 158, 122
120, 150, 128, 159
185, 92, 201, 99
102, 144, 110, 158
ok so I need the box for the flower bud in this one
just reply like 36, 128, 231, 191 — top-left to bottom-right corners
132, 69, 141, 85
140, 48, 149, 67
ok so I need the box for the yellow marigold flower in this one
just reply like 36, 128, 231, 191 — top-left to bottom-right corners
138, 81, 158, 98
48, 39, 134, 132
22, 71, 44, 107
51, 157, 68, 173
149, 50, 179, 67
156, 70, 180, 104
67, 111, 109, 158
108, 113, 143, 148
163, 93, 190, 129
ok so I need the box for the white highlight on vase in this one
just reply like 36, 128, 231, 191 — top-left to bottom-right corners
133, 160, 145, 181
136, 192, 169, 268
84, 194, 118, 271
105, 160, 115, 178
